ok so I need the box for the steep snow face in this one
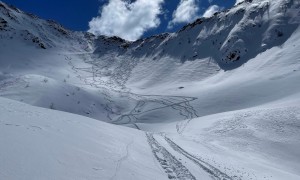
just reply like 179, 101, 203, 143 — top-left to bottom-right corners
88, 0, 300, 88
0, 2, 93, 51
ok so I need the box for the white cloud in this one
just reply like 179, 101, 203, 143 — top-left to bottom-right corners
88, 0, 164, 41
202, 5, 222, 18
168, 0, 200, 29
235, 0, 244, 5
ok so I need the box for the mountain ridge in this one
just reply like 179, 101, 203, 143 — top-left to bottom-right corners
1, 0, 298, 71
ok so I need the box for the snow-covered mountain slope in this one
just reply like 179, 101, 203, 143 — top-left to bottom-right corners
1, 0, 300, 179
1, 0, 299, 124
175, 97, 300, 179
1, 96, 300, 180
146, 93, 300, 179
91, 0, 300, 87
0, 97, 167, 180
2, 96, 300, 180
0, 1, 92, 50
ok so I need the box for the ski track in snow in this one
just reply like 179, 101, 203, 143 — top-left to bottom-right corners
110, 140, 133, 180
146, 132, 239, 180
1, 1, 300, 179
65, 52, 237, 180
111, 95, 199, 130
64, 53, 199, 132
146, 132, 196, 180
163, 135, 237, 180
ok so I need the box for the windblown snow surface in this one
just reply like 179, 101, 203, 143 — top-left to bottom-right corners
0, 0, 300, 179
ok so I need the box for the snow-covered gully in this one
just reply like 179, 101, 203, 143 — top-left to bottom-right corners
65, 52, 200, 130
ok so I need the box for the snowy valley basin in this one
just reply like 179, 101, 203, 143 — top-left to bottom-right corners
1, 0, 300, 179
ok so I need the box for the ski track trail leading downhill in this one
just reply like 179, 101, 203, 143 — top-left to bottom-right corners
64, 53, 239, 180
146, 132, 196, 180
64, 53, 199, 132
163, 135, 236, 180
111, 95, 199, 132
146, 133, 239, 180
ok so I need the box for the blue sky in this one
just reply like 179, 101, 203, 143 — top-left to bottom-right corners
2, 0, 237, 40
